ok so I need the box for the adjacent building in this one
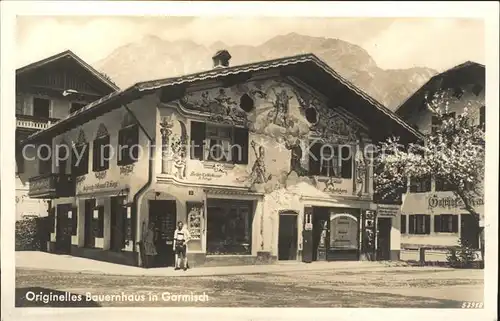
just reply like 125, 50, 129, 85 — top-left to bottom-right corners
395, 61, 485, 249
15, 50, 119, 220
21, 51, 421, 267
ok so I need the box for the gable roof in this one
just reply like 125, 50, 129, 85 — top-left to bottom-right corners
22, 53, 423, 144
395, 60, 485, 117
16, 50, 120, 92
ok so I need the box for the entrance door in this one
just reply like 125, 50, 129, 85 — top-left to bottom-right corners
55, 204, 72, 254
376, 218, 392, 260
84, 199, 95, 248
110, 197, 126, 251
328, 213, 359, 261
149, 200, 177, 267
278, 211, 298, 260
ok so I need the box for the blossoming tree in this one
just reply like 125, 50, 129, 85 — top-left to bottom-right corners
374, 90, 485, 260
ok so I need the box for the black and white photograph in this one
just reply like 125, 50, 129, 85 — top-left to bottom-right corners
0, 1, 498, 320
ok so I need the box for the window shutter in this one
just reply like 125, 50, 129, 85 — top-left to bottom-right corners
408, 215, 415, 234
452, 215, 459, 233
401, 215, 407, 234
190, 121, 206, 160
424, 215, 431, 234
308, 142, 321, 175
233, 127, 249, 164
341, 146, 353, 179
131, 125, 139, 160
434, 215, 441, 233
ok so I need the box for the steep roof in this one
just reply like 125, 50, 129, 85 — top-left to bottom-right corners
16, 50, 120, 92
395, 61, 485, 117
22, 53, 423, 144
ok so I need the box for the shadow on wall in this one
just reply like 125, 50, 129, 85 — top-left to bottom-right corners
15, 287, 101, 307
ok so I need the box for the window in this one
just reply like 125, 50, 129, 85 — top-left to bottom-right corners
239, 94, 255, 113
434, 214, 458, 233
409, 175, 431, 193
435, 176, 454, 192
72, 143, 89, 176
38, 143, 52, 175
206, 199, 253, 255
70, 102, 86, 114
33, 98, 51, 118
118, 124, 139, 166
93, 135, 110, 172
408, 214, 431, 235
190, 121, 248, 164
308, 142, 353, 178
401, 215, 407, 234
479, 106, 485, 129
431, 112, 456, 134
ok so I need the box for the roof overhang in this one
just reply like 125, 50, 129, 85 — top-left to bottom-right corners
22, 53, 423, 146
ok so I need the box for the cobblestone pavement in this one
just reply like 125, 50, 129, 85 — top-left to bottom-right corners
15, 265, 483, 308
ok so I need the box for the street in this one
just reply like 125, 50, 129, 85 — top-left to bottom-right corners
15, 266, 483, 308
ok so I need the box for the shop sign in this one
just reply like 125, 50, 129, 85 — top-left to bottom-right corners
376, 204, 400, 217
78, 180, 119, 193
427, 194, 484, 210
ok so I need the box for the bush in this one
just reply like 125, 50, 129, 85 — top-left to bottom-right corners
15, 216, 51, 251
446, 239, 478, 268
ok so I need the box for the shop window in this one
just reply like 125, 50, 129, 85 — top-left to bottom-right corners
434, 214, 458, 233
401, 215, 407, 234
72, 143, 89, 176
308, 142, 352, 178
33, 97, 50, 118
206, 200, 253, 255
118, 124, 139, 166
190, 121, 248, 164
409, 175, 431, 193
93, 135, 110, 172
408, 214, 431, 235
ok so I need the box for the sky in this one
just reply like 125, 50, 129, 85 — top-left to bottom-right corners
16, 16, 485, 71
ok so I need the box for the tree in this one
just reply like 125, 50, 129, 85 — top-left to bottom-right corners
374, 89, 485, 260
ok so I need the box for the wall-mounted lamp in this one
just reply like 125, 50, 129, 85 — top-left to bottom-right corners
62, 89, 79, 97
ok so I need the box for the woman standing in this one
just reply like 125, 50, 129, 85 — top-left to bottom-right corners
142, 221, 158, 268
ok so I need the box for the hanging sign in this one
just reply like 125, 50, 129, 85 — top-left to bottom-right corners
377, 204, 400, 218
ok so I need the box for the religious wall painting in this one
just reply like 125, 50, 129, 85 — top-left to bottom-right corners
179, 88, 249, 126
355, 138, 369, 196
249, 140, 272, 185
285, 139, 308, 177
159, 116, 174, 174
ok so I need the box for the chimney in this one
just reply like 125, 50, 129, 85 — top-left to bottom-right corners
212, 50, 231, 69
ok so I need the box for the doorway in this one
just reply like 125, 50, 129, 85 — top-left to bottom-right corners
149, 200, 177, 267
55, 204, 72, 254
278, 211, 298, 260
376, 218, 392, 260
110, 196, 126, 251
84, 199, 95, 248
312, 207, 330, 261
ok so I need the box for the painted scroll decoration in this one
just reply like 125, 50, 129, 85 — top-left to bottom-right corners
171, 120, 187, 179
187, 202, 203, 240
179, 88, 249, 126
355, 136, 368, 196
75, 129, 87, 146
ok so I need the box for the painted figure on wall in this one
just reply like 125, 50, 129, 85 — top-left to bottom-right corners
285, 139, 307, 176
250, 140, 272, 185
159, 117, 174, 174
171, 121, 188, 179
268, 88, 292, 127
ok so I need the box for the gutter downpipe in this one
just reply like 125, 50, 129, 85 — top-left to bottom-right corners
122, 102, 154, 267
